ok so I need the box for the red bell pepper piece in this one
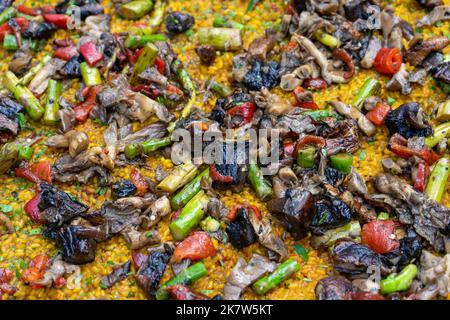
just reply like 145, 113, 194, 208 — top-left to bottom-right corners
43, 14, 69, 29
30, 162, 52, 183
283, 141, 296, 158
365, 102, 391, 126
15, 165, 40, 185
40, 5, 56, 13
166, 285, 209, 300
154, 56, 165, 74
295, 101, 319, 109
414, 162, 428, 192
0, 18, 29, 41
210, 164, 234, 183
17, 5, 39, 16
24, 191, 45, 224
374, 48, 402, 75
227, 102, 256, 127
130, 168, 148, 196
227, 204, 262, 221
53, 45, 78, 61
416, 149, 440, 165
389, 143, 439, 165
73, 86, 102, 122
303, 78, 327, 90
171, 231, 217, 263
297, 135, 326, 148
79, 42, 104, 67
361, 220, 400, 254
21, 254, 49, 287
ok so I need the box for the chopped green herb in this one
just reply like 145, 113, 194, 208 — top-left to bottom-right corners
185, 29, 194, 37
435, 21, 443, 27
293, 244, 309, 262
145, 231, 154, 238
386, 96, 396, 105
0, 204, 13, 213
303, 277, 313, 282
28, 228, 42, 235
96, 187, 108, 196
99, 282, 108, 289
106, 260, 115, 266
359, 150, 366, 161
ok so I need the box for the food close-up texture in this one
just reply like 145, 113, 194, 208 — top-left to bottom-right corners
0, 0, 449, 300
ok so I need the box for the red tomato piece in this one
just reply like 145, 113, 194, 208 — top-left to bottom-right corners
53, 46, 78, 61
283, 141, 296, 158
154, 56, 165, 74
171, 231, 217, 263
365, 102, 391, 126
361, 220, 400, 254
130, 168, 148, 196
350, 292, 386, 300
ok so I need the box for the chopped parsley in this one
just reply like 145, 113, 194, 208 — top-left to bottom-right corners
359, 150, 366, 161
293, 244, 309, 262
96, 187, 108, 196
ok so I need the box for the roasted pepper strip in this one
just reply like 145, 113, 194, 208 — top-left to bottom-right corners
380, 264, 417, 295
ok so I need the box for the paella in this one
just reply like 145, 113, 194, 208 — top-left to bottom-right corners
0, 0, 449, 301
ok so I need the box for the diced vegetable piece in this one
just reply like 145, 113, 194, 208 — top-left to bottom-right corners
414, 162, 428, 192
124, 33, 167, 49
43, 79, 62, 125
248, 164, 272, 200
213, 15, 245, 30
425, 158, 449, 203
197, 27, 242, 51
205, 78, 232, 98
365, 102, 391, 126
361, 220, 400, 254
377, 212, 390, 220
329, 153, 353, 174
80, 62, 102, 86
3, 71, 44, 121
436, 101, 450, 122
171, 231, 217, 263
19, 55, 51, 85
156, 262, 207, 300
157, 162, 198, 193
351, 78, 381, 110
119, 0, 154, 20
373, 48, 402, 75
380, 264, 417, 295
79, 42, 103, 67
252, 259, 300, 295
297, 146, 316, 168
314, 30, 340, 48
43, 14, 69, 28
170, 190, 209, 241
0, 7, 16, 25
171, 167, 210, 210
130, 42, 158, 85
3, 34, 17, 51
311, 221, 361, 248
200, 216, 220, 233
425, 122, 450, 148
18, 146, 33, 160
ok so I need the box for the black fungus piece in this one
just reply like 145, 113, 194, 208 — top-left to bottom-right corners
384, 228, 423, 271
165, 12, 195, 34
56, 0, 104, 19
310, 195, 352, 235
100, 261, 132, 289
384, 102, 433, 138
343, 0, 365, 21
100, 32, 116, 58
422, 52, 444, 71
62, 56, 81, 77
38, 182, 89, 226
23, 21, 57, 39
196, 45, 216, 66
267, 188, 314, 240
136, 251, 171, 298
211, 142, 248, 192
242, 59, 280, 91
0, 97, 24, 120
49, 225, 105, 265
324, 167, 345, 187
226, 207, 257, 249
111, 179, 137, 199
332, 239, 395, 277
209, 105, 226, 124
315, 276, 352, 300
432, 61, 450, 84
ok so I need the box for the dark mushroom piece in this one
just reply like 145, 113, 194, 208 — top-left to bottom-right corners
165, 12, 195, 34
315, 276, 352, 300
195, 45, 216, 66
384, 102, 432, 138
406, 35, 450, 66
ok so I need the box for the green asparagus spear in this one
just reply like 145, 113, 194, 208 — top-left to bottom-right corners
380, 264, 417, 295
119, 0, 153, 20
170, 59, 196, 122
3, 71, 44, 121
170, 190, 209, 241
144, 0, 166, 34
252, 259, 300, 295
156, 162, 198, 193
213, 15, 245, 30
205, 78, 232, 98
170, 167, 210, 210
124, 136, 172, 159
248, 164, 272, 200
435, 101, 450, 122
0, 7, 16, 25
197, 27, 242, 51
246, 0, 260, 13
3, 34, 18, 51
425, 122, 450, 148
124, 33, 167, 49
351, 78, 381, 110
130, 42, 158, 85
155, 262, 208, 300
297, 146, 316, 168
80, 62, 102, 87
43, 79, 62, 125
425, 158, 449, 203
17, 145, 33, 161
19, 55, 51, 86
303, 108, 335, 120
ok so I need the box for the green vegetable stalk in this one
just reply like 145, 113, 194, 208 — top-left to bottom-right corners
205, 78, 232, 98
252, 259, 300, 295
297, 146, 316, 168
246, 0, 259, 13
43, 79, 62, 125
130, 42, 158, 85
248, 164, 272, 200
425, 122, 450, 148
351, 78, 381, 110
124, 33, 167, 49
303, 108, 335, 120
3, 71, 44, 121
19, 55, 51, 86
435, 101, 450, 122
144, 0, 166, 34
156, 162, 198, 193
0, 7, 16, 25
170, 190, 209, 240
329, 153, 353, 174
3, 34, 18, 51
80, 62, 102, 87
170, 167, 210, 210
196, 27, 242, 51
124, 136, 172, 159
119, 0, 153, 20
156, 262, 207, 300
213, 15, 245, 30
425, 158, 450, 203
380, 264, 418, 295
